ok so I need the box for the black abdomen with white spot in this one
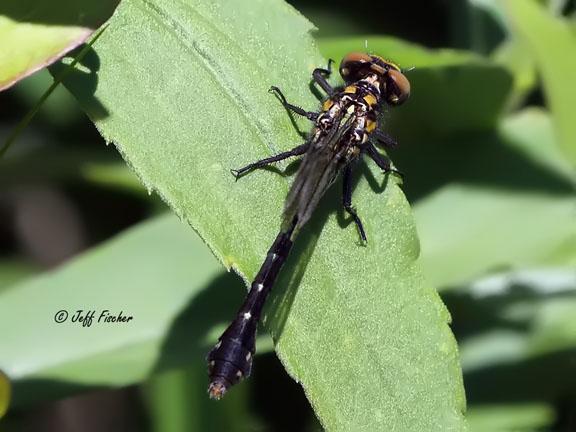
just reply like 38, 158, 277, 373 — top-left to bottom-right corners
207, 220, 295, 399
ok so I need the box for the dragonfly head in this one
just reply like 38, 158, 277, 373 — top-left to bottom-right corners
339, 52, 410, 106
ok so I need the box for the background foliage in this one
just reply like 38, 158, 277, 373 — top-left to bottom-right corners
0, 0, 575, 431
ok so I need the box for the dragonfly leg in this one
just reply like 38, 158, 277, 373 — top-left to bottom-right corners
269, 86, 318, 121
312, 59, 335, 96
372, 130, 398, 149
231, 143, 309, 179
364, 143, 404, 179
343, 164, 367, 243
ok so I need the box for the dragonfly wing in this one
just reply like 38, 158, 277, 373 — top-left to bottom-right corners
283, 114, 356, 232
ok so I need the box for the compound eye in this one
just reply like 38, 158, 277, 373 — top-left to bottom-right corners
386, 69, 411, 105
340, 52, 372, 80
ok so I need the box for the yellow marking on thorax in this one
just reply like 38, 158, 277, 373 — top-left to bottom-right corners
366, 119, 377, 133
363, 93, 377, 106
322, 98, 335, 111
344, 85, 357, 94
322, 99, 334, 111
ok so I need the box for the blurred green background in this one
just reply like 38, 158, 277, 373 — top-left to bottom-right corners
1, 0, 575, 431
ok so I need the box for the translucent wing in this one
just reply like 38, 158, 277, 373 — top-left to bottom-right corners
283, 113, 356, 233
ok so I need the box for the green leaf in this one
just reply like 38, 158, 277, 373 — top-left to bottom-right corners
501, 108, 575, 184
414, 109, 576, 289
81, 162, 145, 193
466, 0, 539, 107
503, 0, 576, 166
56, 1, 466, 430
416, 187, 576, 289
491, 38, 537, 109
444, 267, 576, 403
318, 36, 482, 68
0, 214, 248, 407
454, 267, 576, 366
0, 0, 119, 91
466, 403, 554, 432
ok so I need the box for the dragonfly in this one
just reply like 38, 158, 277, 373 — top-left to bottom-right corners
207, 52, 411, 399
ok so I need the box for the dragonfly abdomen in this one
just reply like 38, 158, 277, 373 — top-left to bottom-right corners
207, 218, 297, 399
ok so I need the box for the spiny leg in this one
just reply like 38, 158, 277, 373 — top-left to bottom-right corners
231, 143, 309, 179
343, 163, 367, 243
269, 86, 317, 121
364, 143, 404, 179
371, 129, 398, 149
312, 58, 335, 96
